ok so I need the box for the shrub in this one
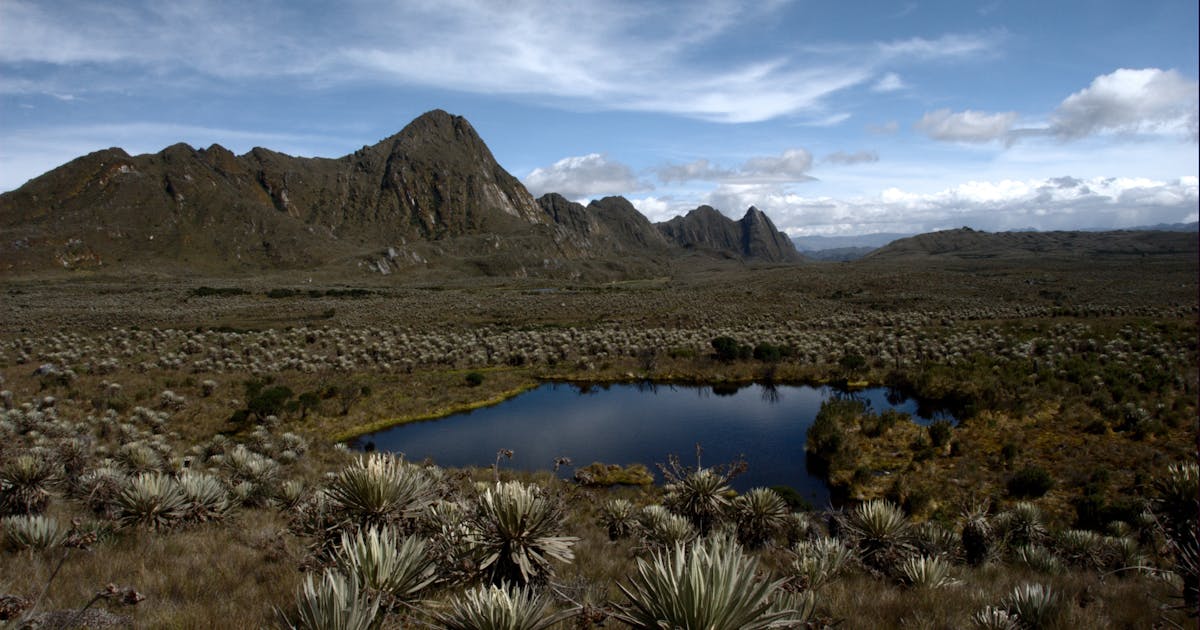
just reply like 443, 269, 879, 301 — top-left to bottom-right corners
639, 504, 697, 549
994, 502, 1047, 550
615, 536, 810, 629
838, 352, 866, 377
1054, 529, 1107, 570
731, 488, 790, 549
663, 468, 732, 535
464, 371, 485, 387
2, 514, 65, 551
752, 342, 784, 363
900, 554, 956, 588
0, 454, 57, 516
1006, 466, 1054, 499
1001, 583, 1061, 629
598, 499, 638, 540
334, 526, 437, 605
115, 472, 186, 530
961, 508, 993, 567
326, 454, 437, 530
842, 500, 913, 572
1015, 545, 1065, 575
285, 570, 379, 630
1152, 462, 1199, 609
468, 481, 577, 585
435, 583, 566, 630
971, 606, 1020, 630
913, 521, 960, 559
927, 419, 953, 448
710, 336, 747, 362
790, 537, 856, 591
177, 471, 232, 524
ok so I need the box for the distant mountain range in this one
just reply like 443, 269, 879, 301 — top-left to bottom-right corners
793, 223, 1197, 261
0, 110, 798, 278
1, 109, 1194, 279
864, 226, 1197, 262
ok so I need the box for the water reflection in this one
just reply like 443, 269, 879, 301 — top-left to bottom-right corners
352, 382, 953, 508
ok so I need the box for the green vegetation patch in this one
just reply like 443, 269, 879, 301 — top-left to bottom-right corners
573, 462, 654, 486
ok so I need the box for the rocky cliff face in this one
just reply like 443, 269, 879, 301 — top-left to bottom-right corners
656, 205, 802, 262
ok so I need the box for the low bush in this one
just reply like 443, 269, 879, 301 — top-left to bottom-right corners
1007, 466, 1055, 499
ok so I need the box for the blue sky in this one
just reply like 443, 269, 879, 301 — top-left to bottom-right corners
1, 0, 1196, 236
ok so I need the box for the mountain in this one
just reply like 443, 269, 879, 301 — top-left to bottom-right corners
0, 110, 560, 275
0, 110, 803, 279
655, 205, 802, 263
792, 232, 911, 252
802, 247, 879, 262
864, 226, 1199, 262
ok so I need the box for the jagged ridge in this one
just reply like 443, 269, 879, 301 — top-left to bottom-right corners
0, 110, 801, 277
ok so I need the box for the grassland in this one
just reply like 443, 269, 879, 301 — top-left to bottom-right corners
0, 254, 1196, 627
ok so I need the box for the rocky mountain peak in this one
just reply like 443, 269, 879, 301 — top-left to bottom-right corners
655, 204, 801, 262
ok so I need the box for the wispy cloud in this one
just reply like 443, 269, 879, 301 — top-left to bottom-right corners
824, 150, 880, 165
871, 72, 906, 93
915, 109, 1019, 142
0, 0, 1003, 124
654, 149, 817, 184
876, 32, 1003, 61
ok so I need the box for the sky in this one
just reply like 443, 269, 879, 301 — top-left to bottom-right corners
1, 0, 1197, 237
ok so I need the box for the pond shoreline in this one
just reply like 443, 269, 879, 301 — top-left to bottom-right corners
331, 372, 884, 441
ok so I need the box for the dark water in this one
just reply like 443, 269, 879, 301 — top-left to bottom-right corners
351, 382, 954, 507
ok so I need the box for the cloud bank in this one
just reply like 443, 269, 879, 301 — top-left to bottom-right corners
706, 175, 1199, 236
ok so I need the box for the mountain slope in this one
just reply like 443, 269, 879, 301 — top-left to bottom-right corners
0, 110, 804, 278
0, 110, 549, 275
865, 227, 1199, 262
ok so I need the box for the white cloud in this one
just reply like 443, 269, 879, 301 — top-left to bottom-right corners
704, 175, 1199, 236
1051, 68, 1199, 140
872, 72, 906, 92
656, 159, 734, 184
914, 109, 1018, 143
916, 68, 1200, 146
876, 32, 1001, 60
522, 153, 651, 199
626, 196, 679, 223
824, 150, 880, 165
742, 150, 815, 180
654, 149, 816, 185
0, 1, 1005, 125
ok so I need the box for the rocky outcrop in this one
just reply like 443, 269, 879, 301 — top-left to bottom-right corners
655, 206, 802, 262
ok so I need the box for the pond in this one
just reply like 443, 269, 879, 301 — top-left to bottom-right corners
350, 382, 955, 507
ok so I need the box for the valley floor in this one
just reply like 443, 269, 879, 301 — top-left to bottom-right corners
0, 257, 1196, 627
